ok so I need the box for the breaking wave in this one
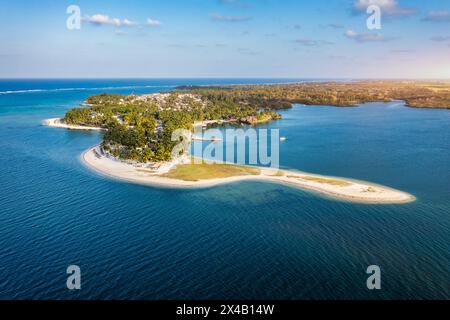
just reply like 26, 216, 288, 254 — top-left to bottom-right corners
0, 85, 175, 95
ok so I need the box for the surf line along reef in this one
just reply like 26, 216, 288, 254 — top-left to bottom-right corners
44, 82, 422, 204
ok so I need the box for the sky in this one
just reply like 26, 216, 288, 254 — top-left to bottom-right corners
1, 0, 450, 78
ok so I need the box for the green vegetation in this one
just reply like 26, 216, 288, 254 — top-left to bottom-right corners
64, 90, 283, 163
63, 80, 450, 164
179, 80, 450, 108
301, 176, 351, 187
257, 111, 282, 123
64, 108, 93, 125
271, 171, 285, 177
161, 162, 261, 181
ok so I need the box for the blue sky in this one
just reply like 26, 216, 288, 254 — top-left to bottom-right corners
1, 0, 450, 78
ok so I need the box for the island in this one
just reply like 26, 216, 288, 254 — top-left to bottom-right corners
43, 80, 450, 204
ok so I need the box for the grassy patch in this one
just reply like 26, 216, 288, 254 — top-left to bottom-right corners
161, 162, 260, 181
365, 186, 377, 192
302, 176, 351, 187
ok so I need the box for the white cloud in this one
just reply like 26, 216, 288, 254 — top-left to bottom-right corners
85, 14, 136, 27
147, 18, 162, 26
345, 30, 390, 42
352, 0, 415, 17
122, 19, 137, 27
86, 14, 115, 26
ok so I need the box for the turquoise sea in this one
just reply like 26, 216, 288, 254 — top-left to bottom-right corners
0, 79, 448, 299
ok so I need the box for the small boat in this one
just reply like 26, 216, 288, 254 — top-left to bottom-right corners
280, 137, 287, 141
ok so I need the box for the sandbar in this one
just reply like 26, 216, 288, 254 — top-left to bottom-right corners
81, 145, 415, 204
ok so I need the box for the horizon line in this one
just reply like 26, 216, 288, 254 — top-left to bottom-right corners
1, 77, 450, 80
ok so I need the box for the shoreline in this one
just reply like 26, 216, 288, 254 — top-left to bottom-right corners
82, 145, 416, 204
43, 118, 104, 131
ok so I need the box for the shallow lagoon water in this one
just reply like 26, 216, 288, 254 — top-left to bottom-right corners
0, 79, 449, 299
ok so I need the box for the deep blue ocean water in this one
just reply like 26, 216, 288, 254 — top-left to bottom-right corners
0, 79, 448, 299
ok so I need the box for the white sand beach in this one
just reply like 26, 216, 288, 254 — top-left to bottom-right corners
82, 145, 415, 204
43, 118, 104, 131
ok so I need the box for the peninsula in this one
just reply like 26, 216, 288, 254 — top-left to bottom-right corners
82, 145, 414, 204
43, 80, 449, 204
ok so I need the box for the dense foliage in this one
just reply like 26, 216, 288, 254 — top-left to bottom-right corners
64, 80, 450, 163
181, 81, 450, 108
64, 89, 283, 162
